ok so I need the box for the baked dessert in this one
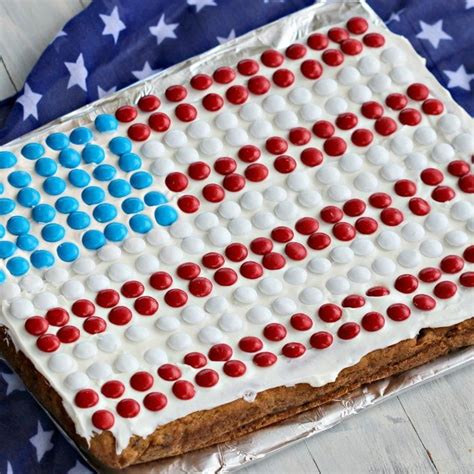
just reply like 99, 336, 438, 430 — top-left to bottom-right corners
0, 7, 473, 470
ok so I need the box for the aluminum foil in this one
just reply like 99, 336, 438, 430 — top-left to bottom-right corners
3, 0, 473, 472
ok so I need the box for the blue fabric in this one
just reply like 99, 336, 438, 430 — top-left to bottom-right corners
1, 1, 473, 472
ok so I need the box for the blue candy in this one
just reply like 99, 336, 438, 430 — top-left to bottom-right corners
7, 216, 30, 235
35, 158, 57, 177
121, 197, 144, 214
95, 114, 118, 133
30, 250, 55, 269
70, 126, 93, 145
130, 171, 153, 189
144, 191, 167, 206
129, 214, 153, 233
17, 187, 40, 207
41, 223, 65, 242
82, 144, 105, 164
57, 242, 79, 262
7, 170, 31, 188
21, 142, 45, 160
46, 132, 69, 150
59, 148, 81, 168
104, 222, 128, 242
0, 198, 16, 215
67, 211, 90, 230
0, 241, 16, 259
0, 151, 17, 169
68, 169, 90, 188
55, 196, 79, 214
43, 176, 66, 195
32, 203, 56, 223
0, 183, 3, 194
0, 225, 5, 238
109, 136, 132, 156
0, 270, 5, 283
118, 152, 142, 172
155, 205, 178, 226
16, 234, 39, 251
81, 186, 105, 205
93, 203, 117, 223
93, 164, 116, 181
82, 229, 105, 250
108, 179, 131, 198
7, 256, 29, 276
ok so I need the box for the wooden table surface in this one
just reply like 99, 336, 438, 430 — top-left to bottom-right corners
0, 1, 472, 472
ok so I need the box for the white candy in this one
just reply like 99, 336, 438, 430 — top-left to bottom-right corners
390, 134, 413, 155
325, 97, 348, 115
368, 73, 391, 93
317, 166, 340, 185
74, 342, 97, 360
156, 316, 180, 332
208, 226, 231, 246
240, 103, 263, 121
372, 257, 396, 275
44, 268, 69, 286
351, 238, 375, 256
348, 265, 372, 283
228, 218, 252, 235
61, 280, 85, 299
451, 201, 473, 221
97, 333, 120, 353
307, 257, 331, 274
159, 245, 183, 264
33, 291, 58, 310
87, 362, 112, 380
380, 163, 404, 181
274, 201, 298, 220
313, 78, 337, 96
299, 287, 323, 305
326, 276, 350, 295
0, 282, 20, 301
357, 55, 380, 75
219, 201, 241, 219
48, 354, 75, 374
453, 133, 474, 154
263, 94, 286, 113
86, 274, 110, 292
170, 221, 193, 239
289, 86, 312, 105
187, 120, 211, 139
397, 249, 421, 268
424, 212, 449, 232
124, 236, 147, 253
249, 119, 273, 138
125, 325, 149, 343
263, 185, 287, 202
377, 231, 401, 251
327, 184, 352, 201
9, 297, 34, 319
72, 257, 96, 274
205, 296, 228, 314
251, 211, 275, 229
144, 348, 168, 366
274, 110, 298, 129
215, 111, 238, 130
151, 157, 174, 176
195, 212, 219, 231
438, 114, 461, 134
366, 145, 389, 166
405, 152, 427, 170
299, 103, 322, 121
135, 254, 160, 274
233, 286, 258, 304
337, 66, 360, 85
339, 153, 363, 173
272, 297, 297, 315
246, 305, 272, 324
20, 274, 43, 293
466, 217, 474, 233
225, 127, 248, 146
287, 171, 310, 191
298, 190, 322, 207
218, 311, 243, 332
348, 84, 372, 103
97, 244, 121, 262
181, 305, 206, 324
381, 46, 406, 65
401, 222, 425, 242
240, 190, 263, 210
431, 143, 454, 163
283, 267, 307, 285
390, 66, 413, 84
182, 235, 205, 254
175, 147, 199, 164
198, 326, 223, 344
199, 137, 223, 155
140, 139, 165, 158
64, 372, 89, 390
164, 130, 187, 148
114, 354, 139, 373
167, 333, 192, 351
258, 277, 282, 296
354, 171, 378, 192
414, 126, 437, 145
419, 239, 443, 258
107, 263, 133, 282
444, 230, 468, 246
330, 246, 354, 264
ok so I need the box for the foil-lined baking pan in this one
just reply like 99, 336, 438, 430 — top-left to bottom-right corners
2, 0, 472, 472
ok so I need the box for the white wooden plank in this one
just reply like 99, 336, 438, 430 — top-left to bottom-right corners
0, 0, 84, 89
0, 57, 17, 100
398, 366, 474, 474
304, 397, 437, 473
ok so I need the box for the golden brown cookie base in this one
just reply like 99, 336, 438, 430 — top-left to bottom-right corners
1, 318, 473, 469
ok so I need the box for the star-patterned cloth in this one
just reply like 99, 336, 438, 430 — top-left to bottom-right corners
0, 0, 472, 471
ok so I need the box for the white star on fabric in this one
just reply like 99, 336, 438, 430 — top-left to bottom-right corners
149, 14, 179, 45
99, 7, 126, 44
67, 460, 94, 474
416, 20, 452, 48
6, 462, 13, 474
132, 62, 161, 81
387, 9, 405, 23
217, 29, 236, 44
16, 84, 42, 121
56, 30, 67, 38
187, 0, 217, 12
29, 421, 54, 462
466, 0, 474, 8
444, 65, 474, 91
97, 85, 117, 99
65, 54, 88, 91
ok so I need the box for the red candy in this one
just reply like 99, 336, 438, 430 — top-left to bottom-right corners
175, 103, 197, 122
285, 242, 307, 260
271, 226, 294, 243
263, 323, 287, 341
261, 49, 284, 67
240, 261, 263, 279
413, 294, 436, 310
225, 243, 248, 262
346, 17, 369, 34
208, 343, 233, 361
190, 73, 212, 90
130, 371, 154, 391
250, 237, 273, 255
387, 304, 411, 322
313, 120, 335, 138
214, 66, 236, 84
45, 308, 69, 327
307, 33, 329, 50
253, 352, 277, 367
195, 369, 219, 388
282, 342, 306, 358
342, 295, 365, 308
433, 281, 457, 299
262, 252, 286, 270
385, 93, 407, 110
440, 255, 464, 274
395, 274, 419, 293
289, 127, 311, 146
245, 163, 268, 182
92, 410, 114, 430
247, 76, 271, 95
332, 222, 356, 241
361, 312, 385, 331
83, 316, 106, 334
351, 128, 373, 147
310, 332, 334, 349
115, 105, 137, 122
374, 116, 397, 135
418, 267, 441, 282
300, 60, 323, 79
148, 112, 171, 132
117, 399, 140, 418
188, 161, 211, 180
121, 280, 144, 298
25, 316, 48, 336
214, 268, 238, 286
366, 286, 390, 297
369, 192, 392, 208
149, 271, 173, 290
290, 313, 313, 331
341, 39, 363, 55
71, 299, 95, 317
274, 155, 297, 173
202, 252, 224, 269
239, 336, 263, 353
127, 123, 150, 141
307, 232, 331, 250
226, 85, 249, 105
328, 27, 349, 43
394, 179, 417, 197
398, 108, 421, 126
134, 296, 158, 316
336, 113, 358, 130
323, 136, 347, 156
184, 352, 207, 368
272, 68, 295, 88
223, 360, 246, 377
237, 59, 259, 76
238, 145, 261, 162
295, 217, 319, 234
165, 172, 188, 192
158, 364, 181, 381
431, 185, 455, 202
355, 217, 378, 234
422, 98, 444, 115
143, 392, 168, 411
177, 195, 200, 213
57, 325, 80, 343
202, 183, 225, 202
165, 85, 187, 102
322, 49, 344, 66
108, 306, 132, 325
361, 101, 384, 119
75, 389, 98, 408
337, 322, 361, 340
363, 32, 385, 47
36, 334, 60, 352
164, 288, 188, 307
380, 208, 404, 226
407, 83, 429, 101
318, 303, 342, 323
101, 380, 125, 399
286, 43, 307, 59
266, 136, 288, 155
409, 197, 430, 216
188, 277, 212, 297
